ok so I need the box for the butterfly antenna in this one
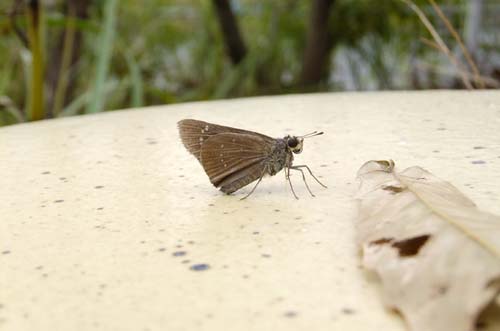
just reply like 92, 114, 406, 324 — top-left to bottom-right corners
300, 131, 324, 138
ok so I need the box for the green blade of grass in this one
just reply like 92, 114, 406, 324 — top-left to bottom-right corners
0, 55, 14, 96
52, 8, 77, 117
26, 0, 45, 121
125, 52, 143, 108
86, 0, 118, 113
59, 79, 119, 117
0, 96, 25, 123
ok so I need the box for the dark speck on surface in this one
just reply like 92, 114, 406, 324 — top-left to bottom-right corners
274, 209, 280, 212
283, 311, 298, 318
41, 171, 51, 175
172, 251, 187, 257
190, 263, 210, 271
158, 247, 166, 252
253, 231, 260, 235
471, 160, 486, 164
473, 146, 486, 150
95, 185, 104, 189
261, 254, 271, 258
54, 200, 64, 203
96, 207, 104, 210
181, 260, 190, 264
188, 241, 195, 245
342, 308, 355, 315
1, 250, 11, 255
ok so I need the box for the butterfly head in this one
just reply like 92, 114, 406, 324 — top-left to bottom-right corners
285, 131, 324, 154
286, 136, 304, 154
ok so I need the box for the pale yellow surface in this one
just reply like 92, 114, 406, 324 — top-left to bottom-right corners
0, 91, 499, 331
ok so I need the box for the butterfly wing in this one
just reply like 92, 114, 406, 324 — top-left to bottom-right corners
178, 119, 274, 162
199, 133, 275, 192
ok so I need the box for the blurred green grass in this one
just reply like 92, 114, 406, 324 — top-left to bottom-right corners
0, 0, 498, 126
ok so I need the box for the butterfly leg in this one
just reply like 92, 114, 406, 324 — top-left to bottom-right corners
240, 170, 266, 200
291, 165, 327, 188
289, 167, 315, 197
285, 165, 299, 200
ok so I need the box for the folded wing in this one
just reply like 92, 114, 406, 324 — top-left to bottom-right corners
200, 133, 274, 189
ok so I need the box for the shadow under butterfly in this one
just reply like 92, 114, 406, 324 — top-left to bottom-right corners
178, 119, 327, 199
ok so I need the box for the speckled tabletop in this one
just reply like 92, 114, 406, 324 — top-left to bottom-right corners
1, 91, 499, 331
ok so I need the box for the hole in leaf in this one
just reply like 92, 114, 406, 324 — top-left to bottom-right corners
392, 234, 431, 257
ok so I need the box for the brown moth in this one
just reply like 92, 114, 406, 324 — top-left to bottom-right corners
177, 119, 326, 199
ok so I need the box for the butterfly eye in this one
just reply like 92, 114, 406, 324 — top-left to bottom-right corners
287, 137, 298, 148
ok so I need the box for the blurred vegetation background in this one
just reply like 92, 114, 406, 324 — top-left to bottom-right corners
0, 0, 498, 126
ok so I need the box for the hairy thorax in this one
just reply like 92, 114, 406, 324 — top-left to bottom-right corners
266, 139, 293, 176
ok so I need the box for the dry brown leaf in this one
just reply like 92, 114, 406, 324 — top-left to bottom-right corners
356, 160, 500, 331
